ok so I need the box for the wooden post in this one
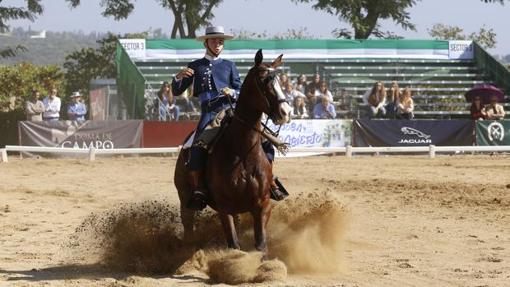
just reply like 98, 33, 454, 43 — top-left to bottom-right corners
429, 145, 436, 159
88, 147, 96, 162
346, 145, 353, 158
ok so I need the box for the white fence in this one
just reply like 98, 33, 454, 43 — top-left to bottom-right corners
2, 145, 510, 163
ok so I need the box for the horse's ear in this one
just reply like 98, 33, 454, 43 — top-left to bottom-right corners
254, 49, 263, 66
272, 54, 283, 68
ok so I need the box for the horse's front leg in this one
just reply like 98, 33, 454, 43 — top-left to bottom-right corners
180, 203, 195, 242
252, 203, 272, 257
219, 212, 241, 249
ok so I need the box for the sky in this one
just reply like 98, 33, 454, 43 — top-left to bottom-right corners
4, 0, 510, 56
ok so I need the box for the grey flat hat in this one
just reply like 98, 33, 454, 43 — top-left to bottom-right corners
196, 26, 234, 41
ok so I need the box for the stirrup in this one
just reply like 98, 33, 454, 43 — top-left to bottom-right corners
270, 177, 289, 201
187, 190, 207, 210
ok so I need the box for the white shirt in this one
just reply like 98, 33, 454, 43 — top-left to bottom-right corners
42, 96, 61, 119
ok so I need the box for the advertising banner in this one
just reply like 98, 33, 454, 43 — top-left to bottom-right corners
267, 119, 352, 154
353, 120, 472, 147
19, 120, 143, 149
476, 120, 510, 146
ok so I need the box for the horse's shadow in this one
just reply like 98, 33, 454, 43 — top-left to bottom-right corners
0, 264, 206, 284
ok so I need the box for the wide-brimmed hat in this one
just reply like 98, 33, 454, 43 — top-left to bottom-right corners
70, 91, 82, 98
196, 26, 233, 41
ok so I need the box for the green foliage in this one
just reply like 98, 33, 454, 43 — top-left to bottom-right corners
428, 24, 497, 49
292, 0, 418, 39
67, 0, 222, 39
0, 63, 64, 111
63, 32, 147, 96
0, 0, 43, 58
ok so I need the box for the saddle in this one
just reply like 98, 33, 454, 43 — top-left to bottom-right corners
183, 108, 234, 153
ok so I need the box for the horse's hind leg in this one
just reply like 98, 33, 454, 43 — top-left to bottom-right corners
252, 204, 272, 257
219, 212, 240, 249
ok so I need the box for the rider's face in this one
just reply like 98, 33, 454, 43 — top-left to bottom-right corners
206, 38, 224, 55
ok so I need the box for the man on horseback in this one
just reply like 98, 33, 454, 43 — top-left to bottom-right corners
172, 26, 287, 211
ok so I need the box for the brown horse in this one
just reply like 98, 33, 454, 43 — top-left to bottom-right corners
174, 50, 291, 255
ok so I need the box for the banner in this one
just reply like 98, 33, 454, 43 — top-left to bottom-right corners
476, 120, 510, 146
353, 120, 473, 147
19, 120, 143, 149
268, 119, 352, 149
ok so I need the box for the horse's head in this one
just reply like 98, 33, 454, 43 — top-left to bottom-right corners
246, 49, 292, 125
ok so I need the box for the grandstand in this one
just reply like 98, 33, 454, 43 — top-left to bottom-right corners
115, 39, 510, 120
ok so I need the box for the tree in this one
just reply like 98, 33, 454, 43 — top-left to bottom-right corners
0, 0, 43, 57
428, 24, 497, 49
292, 0, 418, 39
66, 0, 222, 39
63, 32, 147, 95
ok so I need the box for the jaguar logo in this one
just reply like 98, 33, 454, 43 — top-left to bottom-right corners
487, 122, 505, 141
400, 127, 431, 139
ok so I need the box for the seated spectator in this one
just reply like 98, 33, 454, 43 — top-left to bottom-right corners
306, 73, 321, 111
313, 96, 336, 119
42, 87, 61, 121
483, 95, 506, 120
284, 82, 306, 104
396, 88, 414, 120
67, 91, 87, 121
25, 88, 45, 121
292, 95, 309, 119
158, 81, 180, 121
295, 74, 307, 94
386, 81, 401, 119
314, 82, 333, 103
279, 73, 290, 90
363, 81, 387, 119
470, 96, 486, 120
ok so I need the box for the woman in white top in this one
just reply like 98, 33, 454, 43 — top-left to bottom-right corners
363, 81, 387, 118
397, 88, 414, 119
314, 82, 333, 103
292, 95, 309, 119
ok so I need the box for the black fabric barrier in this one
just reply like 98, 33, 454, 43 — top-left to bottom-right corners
353, 119, 473, 147
476, 120, 510, 146
19, 120, 143, 149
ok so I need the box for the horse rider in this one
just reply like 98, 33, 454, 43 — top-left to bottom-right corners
171, 25, 287, 210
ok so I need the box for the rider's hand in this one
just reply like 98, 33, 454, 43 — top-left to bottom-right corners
221, 87, 234, 97
175, 67, 194, 81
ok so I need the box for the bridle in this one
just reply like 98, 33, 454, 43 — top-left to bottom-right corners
253, 65, 289, 123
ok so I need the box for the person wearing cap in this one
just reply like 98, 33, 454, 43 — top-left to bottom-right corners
67, 91, 87, 122
172, 26, 285, 210
25, 88, 45, 121
313, 96, 337, 119
42, 87, 61, 121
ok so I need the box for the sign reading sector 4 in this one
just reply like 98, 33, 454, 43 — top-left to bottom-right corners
119, 39, 146, 59
448, 40, 474, 60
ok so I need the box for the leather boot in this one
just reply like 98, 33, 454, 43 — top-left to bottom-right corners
187, 170, 207, 210
270, 177, 289, 201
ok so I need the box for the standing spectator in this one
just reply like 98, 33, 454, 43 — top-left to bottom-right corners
386, 81, 401, 119
158, 81, 180, 121
25, 88, 45, 121
42, 87, 61, 121
470, 96, 486, 120
314, 82, 334, 103
483, 95, 506, 120
396, 88, 414, 119
306, 73, 321, 103
313, 96, 337, 119
363, 81, 387, 118
67, 92, 87, 121
295, 74, 307, 94
292, 95, 309, 119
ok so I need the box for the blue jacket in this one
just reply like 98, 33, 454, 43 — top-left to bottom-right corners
171, 57, 241, 104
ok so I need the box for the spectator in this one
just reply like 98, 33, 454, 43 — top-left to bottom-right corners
25, 88, 45, 121
158, 81, 180, 121
67, 91, 87, 121
314, 81, 333, 103
470, 96, 486, 120
483, 95, 506, 120
279, 73, 290, 90
292, 95, 309, 119
313, 96, 336, 119
283, 82, 295, 103
396, 88, 414, 120
386, 81, 401, 119
306, 73, 321, 110
42, 87, 61, 121
295, 74, 307, 94
363, 81, 387, 118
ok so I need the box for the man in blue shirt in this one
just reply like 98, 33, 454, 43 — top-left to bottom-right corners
67, 91, 87, 121
172, 26, 285, 210
313, 96, 337, 119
